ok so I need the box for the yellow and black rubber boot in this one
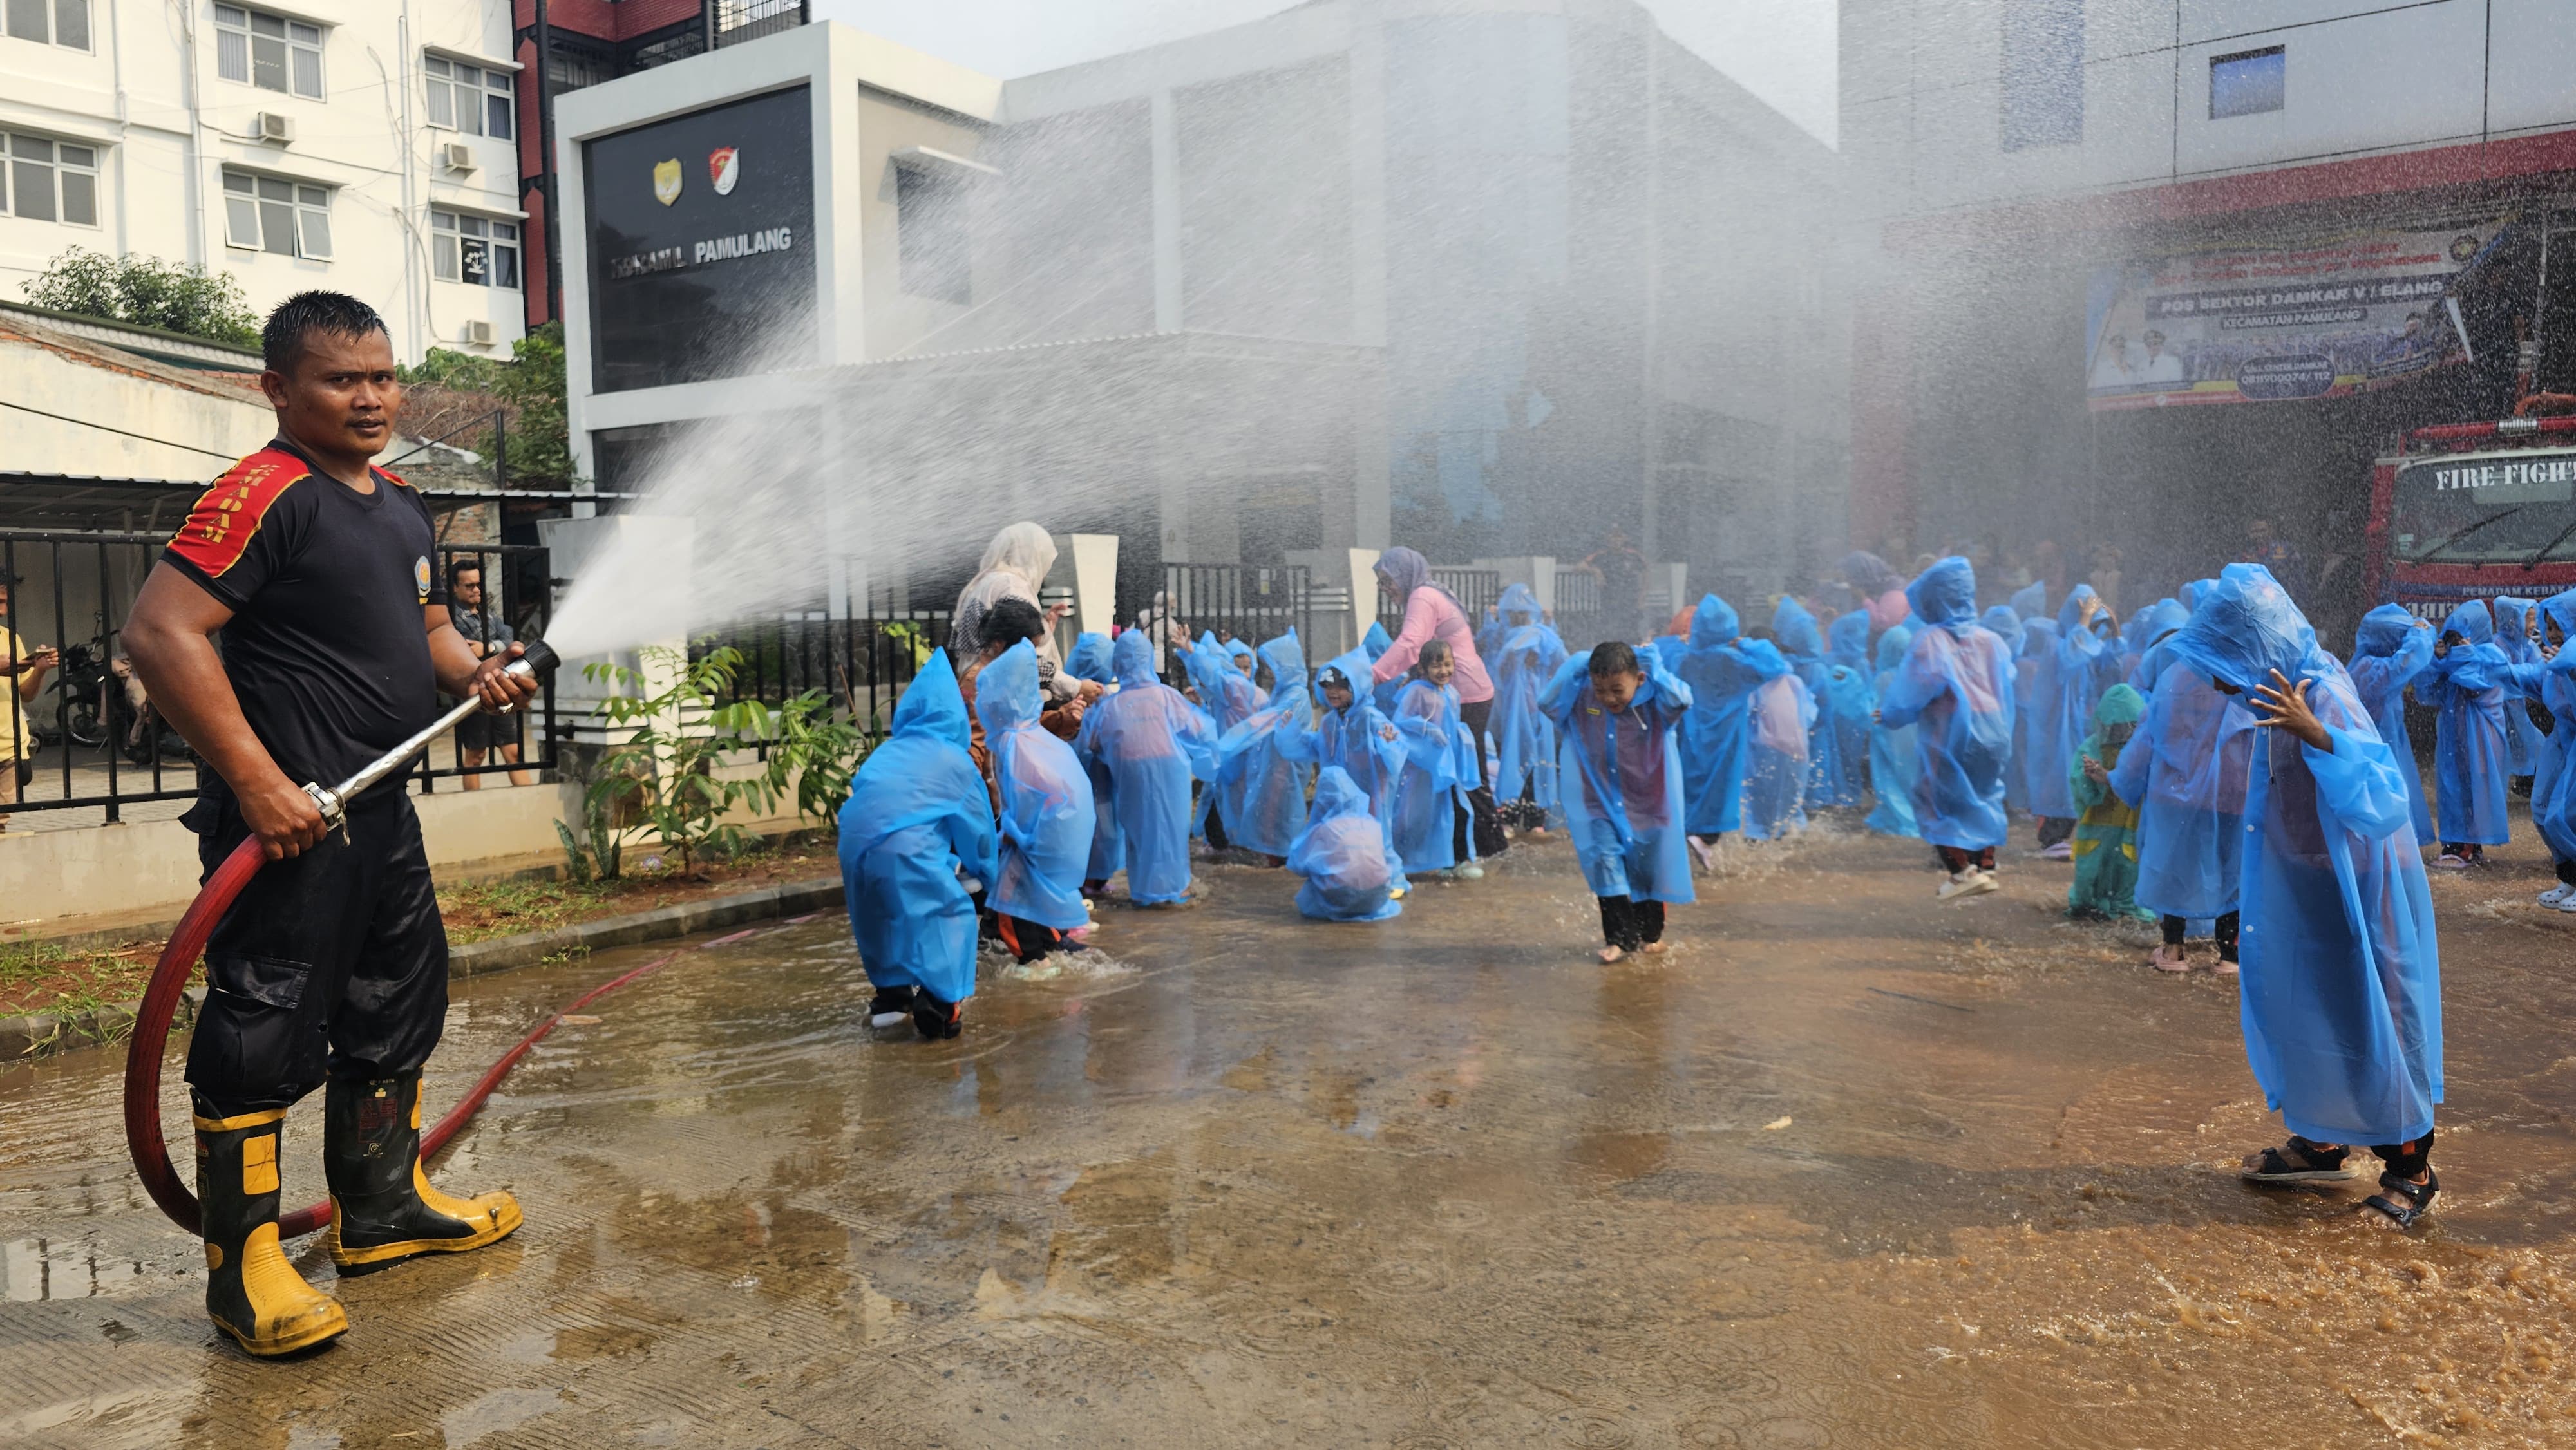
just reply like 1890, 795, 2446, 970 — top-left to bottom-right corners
195, 1105, 349, 1357
323, 1070, 522, 1274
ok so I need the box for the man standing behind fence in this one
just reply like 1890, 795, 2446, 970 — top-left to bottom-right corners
0, 567, 62, 832
447, 560, 534, 788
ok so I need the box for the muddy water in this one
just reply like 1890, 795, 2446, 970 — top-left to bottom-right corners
8, 827, 2576, 1447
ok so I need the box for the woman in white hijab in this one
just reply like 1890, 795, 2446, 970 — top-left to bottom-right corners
952, 522, 1079, 703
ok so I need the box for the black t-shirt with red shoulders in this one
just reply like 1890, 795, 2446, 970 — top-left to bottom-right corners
162, 438, 446, 789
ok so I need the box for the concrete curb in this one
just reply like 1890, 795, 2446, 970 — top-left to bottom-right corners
0, 875, 845, 1066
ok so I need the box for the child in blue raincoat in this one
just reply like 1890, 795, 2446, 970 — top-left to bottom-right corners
2111, 653, 2257, 972
1486, 583, 1567, 832
1739, 637, 1814, 842
1077, 632, 1218, 907
2525, 592, 2576, 913
1391, 639, 1482, 879
2421, 599, 2515, 866
1067, 631, 1125, 893
1822, 612, 1876, 807
1182, 633, 1264, 847
838, 650, 998, 1040
2493, 596, 2546, 778
978, 641, 1098, 961
1877, 557, 2016, 901
1540, 641, 1696, 961
1287, 767, 1402, 921
1865, 619, 1922, 839
1283, 648, 1411, 892
1979, 607, 2025, 814
2034, 586, 2121, 857
1672, 595, 1766, 853
2013, 617, 2058, 827
2123, 598, 2191, 695
1067, 632, 1116, 687
2168, 565, 2443, 1230
1772, 598, 1841, 811
2347, 604, 2436, 845
1213, 632, 1316, 862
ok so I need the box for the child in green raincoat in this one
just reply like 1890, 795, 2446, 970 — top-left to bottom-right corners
2068, 684, 2152, 921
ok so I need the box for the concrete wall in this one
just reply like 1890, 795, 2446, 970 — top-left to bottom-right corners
0, 0, 527, 364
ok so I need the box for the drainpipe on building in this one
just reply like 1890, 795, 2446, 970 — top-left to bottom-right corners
398, 2, 421, 361
177, 0, 206, 268
107, 0, 128, 256
535, 0, 560, 326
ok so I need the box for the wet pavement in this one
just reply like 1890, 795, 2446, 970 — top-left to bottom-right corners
9, 823, 2576, 1447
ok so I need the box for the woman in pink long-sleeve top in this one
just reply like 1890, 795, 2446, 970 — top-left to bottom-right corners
1370, 547, 1498, 792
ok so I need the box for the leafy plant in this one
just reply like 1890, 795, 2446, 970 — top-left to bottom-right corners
764, 688, 873, 824
397, 323, 580, 488
22, 247, 258, 346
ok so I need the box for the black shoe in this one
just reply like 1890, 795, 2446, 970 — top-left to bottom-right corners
867, 986, 916, 1027
323, 1071, 521, 1275
912, 991, 962, 1040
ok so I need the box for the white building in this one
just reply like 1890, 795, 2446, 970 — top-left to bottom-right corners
0, 0, 529, 362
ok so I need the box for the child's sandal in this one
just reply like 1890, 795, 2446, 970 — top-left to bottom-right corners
2362, 1169, 2439, 1230
2240, 1135, 2358, 1183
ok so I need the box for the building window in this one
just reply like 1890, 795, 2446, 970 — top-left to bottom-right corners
215, 5, 323, 99
2210, 46, 2285, 119
424, 55, 514, 140
431, 209, 521, 289
1999, 0, 2084, 150
0, 133, 99, 226
5, 0, 91, 50
895, 164, 970, 305
222, 171, 331, 258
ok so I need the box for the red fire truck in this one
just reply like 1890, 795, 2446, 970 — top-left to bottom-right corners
2367, 413, 2576, 617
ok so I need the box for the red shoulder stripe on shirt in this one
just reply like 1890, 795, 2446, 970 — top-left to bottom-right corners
374, 464, 412, 489
166, 447, 308, 579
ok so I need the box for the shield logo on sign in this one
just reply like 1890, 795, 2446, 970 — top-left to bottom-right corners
652, 158, 682, 206
709, 147, 740, 196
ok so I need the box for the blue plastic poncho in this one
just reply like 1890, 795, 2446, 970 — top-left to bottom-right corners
2108, 657, 2254, 921
2123, 598, 2192, 695
1068, 632, 1115, 686
2422, 599, 2513, 847
1076, 632, 1218, 905
2348, 603, 2436, 843
1392, 676, 1478, 872
2014, 618, 2058, 816
1741, 656, 1815, 842
1821, 612, 1876, 807
2179, 578, 2217, 613
1877, 558, 2016, 852
1486, 582, 1568, 817
2011, 581, 2049, 621
1672, 595, 1768, 838
1360, 620, 1403, 715
1182, 632, 1264, 842
2031, 585, 2121, 821
2530, 592, 2576, 864
2494, 596, 2545, 777
1540, 648, 1696, 904
1980, 607, 2026, 811
1213, 632, 1316, 856
977, 643, 1098, 931
1772, 598, 1842, 811
2160, 563, 2439, 1145
1287, 766, 1401, 921
1287, 646, 1411, 884
838, 651, 998, 1006
1865, 621, 1922, 838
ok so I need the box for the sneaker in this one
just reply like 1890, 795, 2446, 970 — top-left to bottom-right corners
1454, 863, 1484, 880
2542, 883, 2573, 907
1937, 870, 1999, 901
2040, 840, 2074, 861
2434, 854, 2468, 871
867, 986, 916, 1029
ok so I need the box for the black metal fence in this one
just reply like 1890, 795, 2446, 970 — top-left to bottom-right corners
1159, 563, 1314, 677
0, 530, 556, 823
1551, 569, 1609, 650
692, 608, 954, 731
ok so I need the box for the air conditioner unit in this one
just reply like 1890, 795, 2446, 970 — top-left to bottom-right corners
463, 319, 495, 346
254, 112, 292, 144
438, 141, 475, 174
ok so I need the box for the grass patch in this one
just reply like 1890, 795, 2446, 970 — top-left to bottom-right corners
0, 939, 164, 1020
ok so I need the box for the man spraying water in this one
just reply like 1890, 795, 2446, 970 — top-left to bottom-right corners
122, 292, 542, 1357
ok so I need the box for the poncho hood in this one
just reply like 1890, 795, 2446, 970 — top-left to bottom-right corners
1498, 581, 1543, 625
2163, 563, 2324, 695
2136, 598, 2190, 648
2354, 603, 2417, 659
1067, 632, 1115, 684
1258, 631, 1311, 724
1314, 645, 1376, 708
2543, 590, 2576, 650
2056, 583, 2103, 637
2441, 599, 2495, 645
2495, 596, 2541, 659
1906, 556, 1980, 634
1363, 620, 1393, 659
1874, 620, 1917, 672
1734, 637, 1792, 682
2010, 581, 2048, 621
1311, 764, 1372, 819
1827, 611, 1871, 670
975, 641, 1044, 734
893, 647, 970, 749
1979, 605, 2023, 655
2093, 682, 2146, 728
2019, 617, 2059, 659
1112, 630, 1160, 689
1689, 594, 1741, 647
1771, 597, 1824, 661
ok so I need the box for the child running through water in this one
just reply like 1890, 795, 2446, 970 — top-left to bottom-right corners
1486, 583, 1567, 835
1876, 556, 2017, 902
838, 651, 997, 1041
2113, 647, 2257, 973
1391, 639, 1483, 880
2423, 600, 2514, 869
1672, 595, 1763, 862
1739, 632, 1814, 842
1076, 632, 1218, 907
978, 641, 1099, 962
1287, 766, 1402, 921
2346, 604, 2436, 852
2067, 684, 2151, 921
1540, 641, 1696, 963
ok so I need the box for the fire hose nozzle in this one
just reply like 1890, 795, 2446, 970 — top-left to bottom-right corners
506, 637, 562, 685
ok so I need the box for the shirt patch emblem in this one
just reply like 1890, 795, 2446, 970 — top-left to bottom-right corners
414, 556, 431, 603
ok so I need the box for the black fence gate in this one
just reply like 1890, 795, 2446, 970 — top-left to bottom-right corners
1158, 563, 1314, 677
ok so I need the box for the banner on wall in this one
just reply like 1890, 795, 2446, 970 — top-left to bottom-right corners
2085, 216, 2518, 410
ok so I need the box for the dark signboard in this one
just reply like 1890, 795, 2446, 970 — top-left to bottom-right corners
585, 86, 815, 393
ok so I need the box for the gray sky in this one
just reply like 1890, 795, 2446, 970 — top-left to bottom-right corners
811, 0, 1839, 146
